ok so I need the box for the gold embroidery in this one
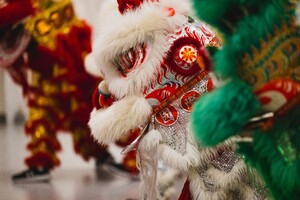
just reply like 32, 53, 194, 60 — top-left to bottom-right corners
238, 20, 300, 90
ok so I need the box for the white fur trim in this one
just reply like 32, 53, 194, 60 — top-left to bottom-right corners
187, 160, 265, 200
157, 141, 200, 171
238, 183, 262, 200
188, 169, 228, 200
157, 168, 181, 200
88, 95, 152, 144
205, 160, 246, 188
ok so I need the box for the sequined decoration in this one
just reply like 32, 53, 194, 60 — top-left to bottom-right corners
196, 167, 220, 192
246, 167, 270, 200
196, 152, 269, 199
253, 183, 269, 200
211, 150, 241, 173
277, 129, 298, 162
153, 75, 210, 155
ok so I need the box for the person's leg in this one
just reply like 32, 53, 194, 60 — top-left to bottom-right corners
12, 105, 61, 183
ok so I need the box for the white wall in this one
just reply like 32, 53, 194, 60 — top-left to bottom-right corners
0, 69, 4, 115
3, 70, 28, 125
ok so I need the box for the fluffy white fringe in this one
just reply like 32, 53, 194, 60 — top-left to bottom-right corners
88, 95, 152, 144
157, 168, 182, 200
157, 142, 200, 172
188, 161, 266, 200
205, 160, 247, 188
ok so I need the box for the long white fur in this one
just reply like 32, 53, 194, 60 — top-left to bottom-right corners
205, 160, 247, 188
138, 129, 162, 151
188, 168, 229, 200
188, 159, 266, 200
157, 138, 200, 172
88, 95, 152, 144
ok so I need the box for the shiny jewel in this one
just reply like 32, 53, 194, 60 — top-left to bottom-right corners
179, 45, 197, 64
35, 19, 52, 36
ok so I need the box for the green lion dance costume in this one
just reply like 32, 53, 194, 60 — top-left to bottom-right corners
191, 0, 300, 199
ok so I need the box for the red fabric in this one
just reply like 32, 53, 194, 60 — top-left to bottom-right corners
70, 127, 108, 161
28, 45, 58, 78
178, 179, 191, 200
55, 24, 92, 82
92, 87, 101, 109
0, 0, 35, 28
25, 151, 60, 169
255, 78, 300, 103
27, 137, 61, 152
117, 0, 143, 14
25, 118, 59, 138
115, 128, 140, 147
92, 86, 115, 110
122, 150, 139, 174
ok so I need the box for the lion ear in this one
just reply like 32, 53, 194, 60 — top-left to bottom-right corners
84, 53, 104, 78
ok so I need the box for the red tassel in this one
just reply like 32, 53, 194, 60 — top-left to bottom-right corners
0, 0, 35, 28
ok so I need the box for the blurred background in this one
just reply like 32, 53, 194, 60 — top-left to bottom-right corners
0, 1, 145, 200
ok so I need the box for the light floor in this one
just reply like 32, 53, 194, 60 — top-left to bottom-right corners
0, 123, 185, 200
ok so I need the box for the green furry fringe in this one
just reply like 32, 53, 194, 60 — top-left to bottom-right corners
191, 0, 300, 199
238, 103, 300, 200
191, 78, 260, 146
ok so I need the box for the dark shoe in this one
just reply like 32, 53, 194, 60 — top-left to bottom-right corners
96, 155, 139, 180
95, 152, 113, 168
12, 168, 50, 183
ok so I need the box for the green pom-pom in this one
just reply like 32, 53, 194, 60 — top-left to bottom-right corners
191, 78, 260, 146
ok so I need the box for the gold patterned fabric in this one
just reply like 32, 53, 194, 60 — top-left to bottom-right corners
238, 20, 300, 91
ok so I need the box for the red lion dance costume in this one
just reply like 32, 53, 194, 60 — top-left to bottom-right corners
87, 0, 269, 199
0, 0, 110, 183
